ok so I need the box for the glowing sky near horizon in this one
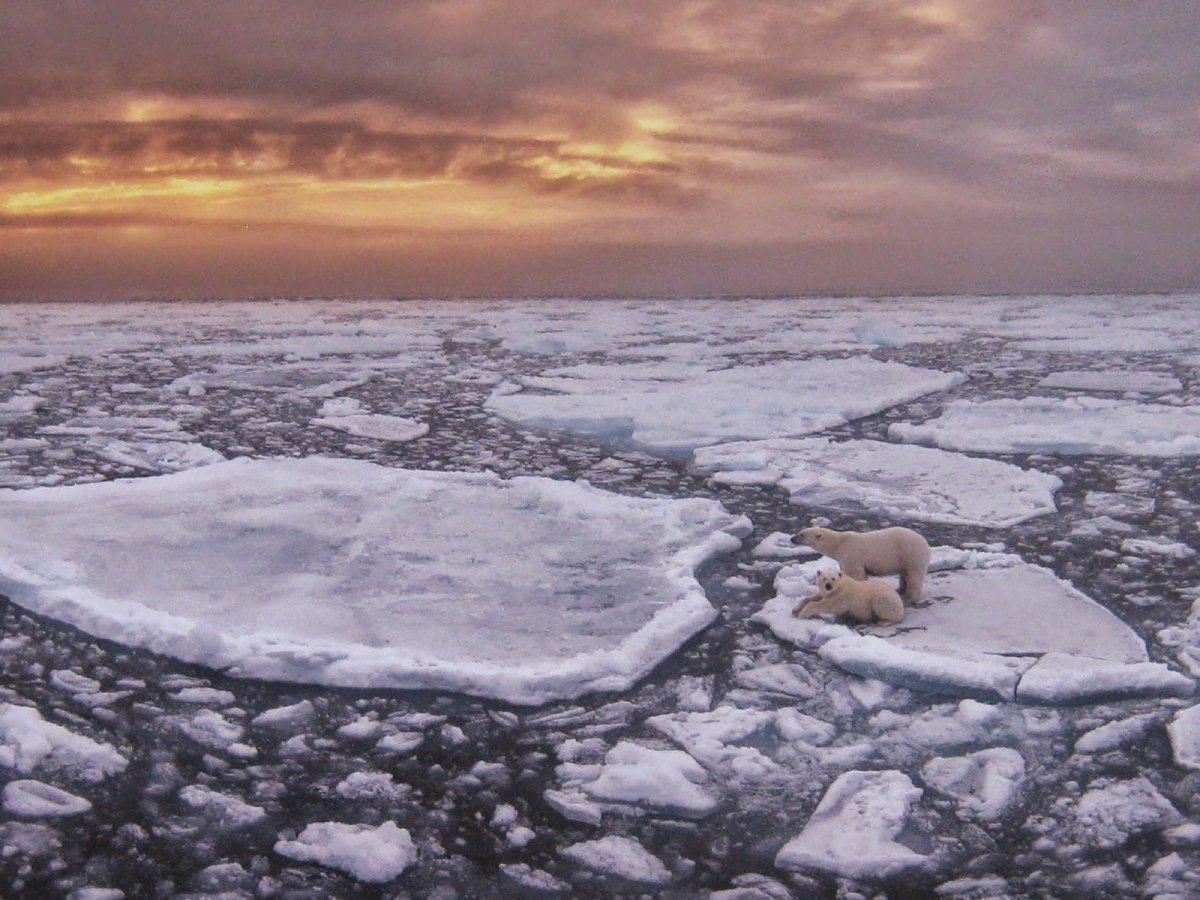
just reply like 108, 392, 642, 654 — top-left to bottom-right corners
2, 1, 1198, 299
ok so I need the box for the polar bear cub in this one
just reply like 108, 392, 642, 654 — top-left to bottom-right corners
792, 569, 905, 625
791, 525, 930, 602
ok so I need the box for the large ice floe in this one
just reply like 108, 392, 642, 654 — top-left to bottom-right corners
891, 397, 1200, 457
486, 358, 965, 454
755, 550, 1194, 703
693, 437, 1061, 527
0, 457, 750, 704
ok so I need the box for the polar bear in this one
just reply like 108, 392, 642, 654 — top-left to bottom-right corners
792, 568, 905, 624
791, 525, 930, 602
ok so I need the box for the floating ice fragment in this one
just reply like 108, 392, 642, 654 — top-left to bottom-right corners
891, 397, 1200, 457
775, 769, 927, 879
1167, 704, 1200, 771
1038, 370, 1182, 394
564, 741, 717, 818
488, 358, 964, 454
2, 779, 92, 817
312, 397, 428, 442
275, 820, 417, 883
0, 703, 127, 782
1070, 777, 1183, 849
755, 550, 1187, 703
0, 457, 750, 704
179, 784, 267, 828
695, 437, 1060, 528
921, 747, 1025, 820
250, 700, 315, 730
1016, 653, 1193, 705
560, 834, 672, 886
1074, 712, 1160, 754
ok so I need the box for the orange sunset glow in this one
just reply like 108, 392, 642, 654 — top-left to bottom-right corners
2, 1, 1198, 299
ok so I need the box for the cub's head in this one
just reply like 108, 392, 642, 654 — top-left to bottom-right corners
792, 526, 832, 549
815, 569, 842, 595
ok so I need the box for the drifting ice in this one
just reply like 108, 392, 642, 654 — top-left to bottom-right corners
0, 457, 749, 704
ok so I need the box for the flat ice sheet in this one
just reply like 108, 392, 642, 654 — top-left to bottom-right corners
0, 458, 749, 704
487, 358, 965, 454
693, 437, 1060, 527
753, 551, 1190, 702
891, 397, 1200, 457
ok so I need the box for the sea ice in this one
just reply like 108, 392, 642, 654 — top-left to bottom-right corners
754, 551, 1189, 703
2, 779, 92, 818
487, 358, 964, 454
647, 706, 779, 783
1167, 704, 1200, 771
1037, 370, 1182, 394
1074, 712, 1160, 754
921, 747, 1025, 820
1069, 777, 1183, 850
560, 834, 672, 886
311, 397, 428, 443
274, 821, 417, 883
0, 703, 127, 782
0, 457, 749, 704
179, 785, 268, 828
694, 437, 1060, 527
774, 770, 927, 879
556, 741, 718, 818
890, 397, 1200, 457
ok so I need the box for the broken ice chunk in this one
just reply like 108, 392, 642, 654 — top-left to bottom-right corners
775, 770, 927, 879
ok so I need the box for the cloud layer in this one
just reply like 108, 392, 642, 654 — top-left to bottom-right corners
3, 0, 1198, 297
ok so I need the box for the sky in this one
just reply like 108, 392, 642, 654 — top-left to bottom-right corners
2, 1, 1198, 300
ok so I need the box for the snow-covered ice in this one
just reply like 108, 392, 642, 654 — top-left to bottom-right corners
310, 397, 428, 442
0, 703, 127, 781
274, 821, 417, 883
1167, 704, 1200, 771
921, 747, 1025, 820
775, 770, 927, 879
1037, 369, 1183, 395
694, 437, 1061, 527
2, 779, 92, 818
755, 551, 1193, 702
560, 834, 672, 886
554, 740, 718, 818
891, 397, 1200, 457
487, 358, 964, 454
0, 456, 749, 704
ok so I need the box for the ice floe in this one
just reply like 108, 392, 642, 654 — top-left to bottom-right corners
1167, 704, 1200, 771
774, 769, 927, 879
1037, 369, 1183, 394
755, 551, 1193, 703
891, 397, 1200, 457
0, 456, 749, 704
2, 780, 92, 818
0, 703, 127, 782
560, 835, 672, 886
310, 397, 428, 442
694, 437, 1060, 527
487, 358, 965, 454
553, 740, 718, 819
275, 821, 417, 883
921, 747, 1025, 820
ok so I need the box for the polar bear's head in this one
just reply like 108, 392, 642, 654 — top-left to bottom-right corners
792, 526, 833, 550
815, 568, 842, 595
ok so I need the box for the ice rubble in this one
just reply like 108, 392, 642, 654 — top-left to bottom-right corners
921, 747, 1025, 820
694, 437, 1060, 527
755, 551, 1194, 703
891, 397, 1200, 457
486, 358, 965, 454
38, 413, 224, 474
1167, 704, 1200, 771
0, 457, 749, 704
774, 770, 927, 879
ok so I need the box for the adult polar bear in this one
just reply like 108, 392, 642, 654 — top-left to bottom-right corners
791, 525, 930, 603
